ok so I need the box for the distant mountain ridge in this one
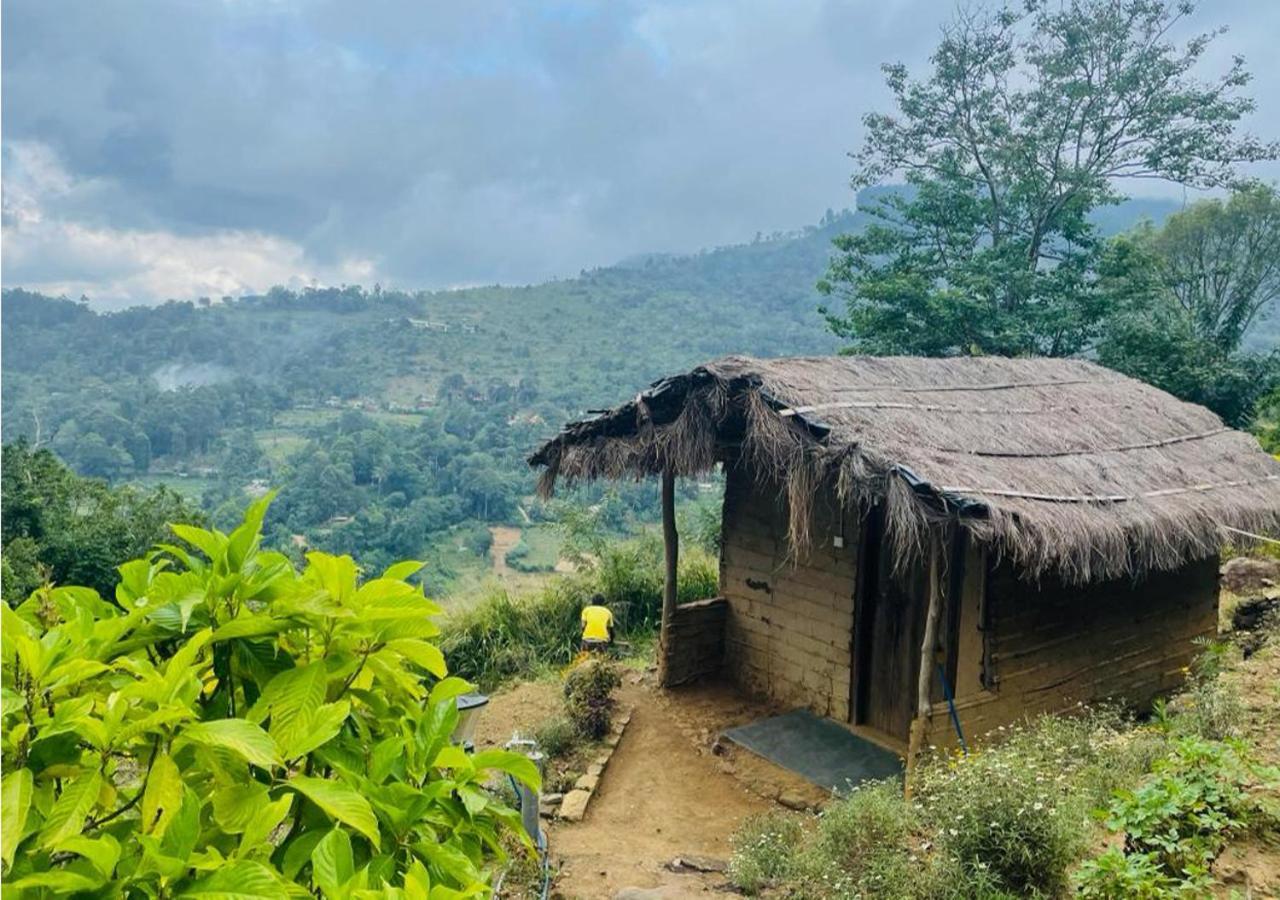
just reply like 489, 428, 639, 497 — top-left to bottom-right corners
1, 189, 1184, 459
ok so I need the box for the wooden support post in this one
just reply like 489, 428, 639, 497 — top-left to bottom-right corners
904, 531, 943, 798
658, 465, 679, 687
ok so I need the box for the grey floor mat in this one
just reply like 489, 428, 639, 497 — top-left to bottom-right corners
723, 709, 904, 793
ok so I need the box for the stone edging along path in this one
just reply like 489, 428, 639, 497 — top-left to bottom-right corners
548, 707, 633, 823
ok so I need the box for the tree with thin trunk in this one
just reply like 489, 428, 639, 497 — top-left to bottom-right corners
820, 0, 1276, 358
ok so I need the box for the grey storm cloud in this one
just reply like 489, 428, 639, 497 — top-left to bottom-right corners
2, 0, 1278, 307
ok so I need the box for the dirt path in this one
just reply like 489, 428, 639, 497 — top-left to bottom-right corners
477, 675, 828, 899
489, 525, 522, 578
548, 682, 775, 899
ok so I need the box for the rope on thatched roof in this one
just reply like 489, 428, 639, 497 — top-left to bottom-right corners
939, 474, 1280, 504
1219, 524, 1280, 545
809, 377, 1101, 394
779, 400, 1133, 416
927, 427, 1231, 459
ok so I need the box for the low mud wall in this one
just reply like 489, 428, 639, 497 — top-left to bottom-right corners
662, 597, 728, 686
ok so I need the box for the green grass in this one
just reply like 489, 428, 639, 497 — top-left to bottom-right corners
439, 533, 718, 689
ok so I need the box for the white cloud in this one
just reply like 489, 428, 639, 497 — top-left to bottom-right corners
2, 141, 376, 308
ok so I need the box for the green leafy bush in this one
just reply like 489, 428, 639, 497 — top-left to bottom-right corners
1074, 848, 1192, 899
1082, 736, 1278, 894
727, 811, 805, 894
563, 659, 621, 740
0, 494, 537, 896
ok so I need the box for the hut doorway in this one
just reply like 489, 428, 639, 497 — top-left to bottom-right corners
852, 507, 926, 742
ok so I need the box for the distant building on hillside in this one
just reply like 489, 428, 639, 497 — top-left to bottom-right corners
530, 355, 1280, 773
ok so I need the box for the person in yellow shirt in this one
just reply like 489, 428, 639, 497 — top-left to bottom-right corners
580, 594, 614, 652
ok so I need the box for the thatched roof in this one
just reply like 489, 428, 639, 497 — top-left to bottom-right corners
530, 355, 1280, 582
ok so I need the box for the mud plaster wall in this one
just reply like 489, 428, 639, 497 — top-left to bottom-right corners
931, 550, 1220, 748
719, 463, 858, 720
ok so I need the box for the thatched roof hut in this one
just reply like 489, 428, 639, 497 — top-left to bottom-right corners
532, 355, 1280, 583
531, 355, 1279, 773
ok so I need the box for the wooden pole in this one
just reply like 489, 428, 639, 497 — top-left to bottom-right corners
658, 465, 679, 687
904, 531, 943, 798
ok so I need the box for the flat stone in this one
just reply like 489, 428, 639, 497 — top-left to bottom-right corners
613, 888, 673, 900
666, 855, 728, 874
594, 753, 612, 767
558, 789, 592, 822
604, 733, 621, 748
574, 773, 599, 792
778, 790, 809, 811
587, 762, 604, 777
542, 792, 565, 804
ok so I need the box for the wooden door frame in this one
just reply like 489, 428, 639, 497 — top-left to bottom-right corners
849, 511, 965, 733
849, 505, 882, 729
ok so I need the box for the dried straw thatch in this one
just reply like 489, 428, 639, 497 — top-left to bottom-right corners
529, 355, 1280, 582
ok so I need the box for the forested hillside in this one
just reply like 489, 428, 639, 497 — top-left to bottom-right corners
0, 208, 862, 583
0, 196, 1180, 585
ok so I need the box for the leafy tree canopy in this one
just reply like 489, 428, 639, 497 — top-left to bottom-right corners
1097, 183, 1280, 425
1, 442, 201, 604
821, 0, 1276, 358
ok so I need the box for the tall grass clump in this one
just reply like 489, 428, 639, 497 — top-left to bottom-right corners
789, 780, 921, 899
440, 533, 717, 688
1167, 640, 1245, 740
728, 811, 806, 895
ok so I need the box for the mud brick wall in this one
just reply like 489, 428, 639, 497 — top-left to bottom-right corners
931, 553, 1219, 749
661, 597, 729, 686
719, 464, 857, 720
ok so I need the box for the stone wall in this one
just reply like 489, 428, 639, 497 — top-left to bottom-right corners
719, 463, 857, 720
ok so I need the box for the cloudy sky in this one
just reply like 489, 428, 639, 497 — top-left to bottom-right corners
3, 1, 1278, 308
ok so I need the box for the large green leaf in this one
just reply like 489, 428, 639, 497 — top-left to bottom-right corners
180, 859, 291, 898
283, 701, 350, 759
181, 720, 281, 768
38, 770, 102, 850
226, 492, 275, 571
236, 795, 293, 859
311, 827, 354, 898
210, 615, 289, 642
142, 752, 184, 837
285, 776, 380, 849
387, 639, 447, 678
1, 768, 33, 867
53, 833, 121, 878
253, 662, 326, 754
381, 560, 425, 581
428, 677, 473, 708
212, 782, 270, 835
170, 524, 227, 564
5, 868, 103, 893
470, 749, 541, 791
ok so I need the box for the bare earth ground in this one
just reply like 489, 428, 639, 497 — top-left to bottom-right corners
478, 674, 825, 899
